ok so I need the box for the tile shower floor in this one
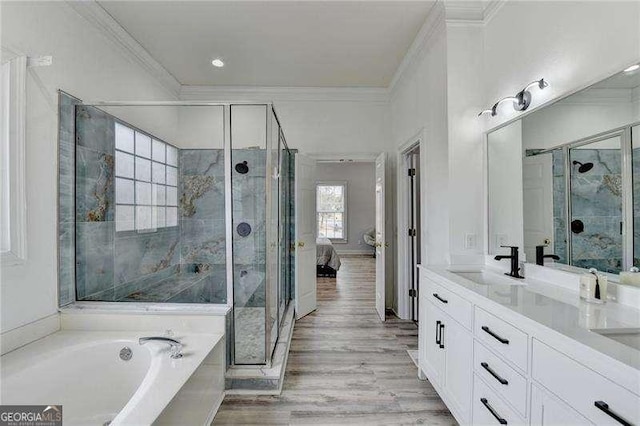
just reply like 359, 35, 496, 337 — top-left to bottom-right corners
213, 256, 456, 425
234, 307, 267, 363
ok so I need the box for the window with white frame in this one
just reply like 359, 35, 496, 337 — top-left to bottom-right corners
1, 56, 27, 265
114, 122, 179, 232
316, 182, 347, 241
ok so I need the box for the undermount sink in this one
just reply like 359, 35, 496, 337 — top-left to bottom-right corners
450, 270, 528, 286
591, 328, 640, 352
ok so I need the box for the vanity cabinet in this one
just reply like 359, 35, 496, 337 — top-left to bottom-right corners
417, 267, 640, 426
420, 278, 473, 423
530, 383, 592, 425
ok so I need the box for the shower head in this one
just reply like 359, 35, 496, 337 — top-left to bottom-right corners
572, 160, 594, 173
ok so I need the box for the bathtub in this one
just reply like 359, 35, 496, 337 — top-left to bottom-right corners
1, 330, 224, 425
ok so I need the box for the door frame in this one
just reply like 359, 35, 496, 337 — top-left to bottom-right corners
307, 151, 388, 320
397, 129, 426, 320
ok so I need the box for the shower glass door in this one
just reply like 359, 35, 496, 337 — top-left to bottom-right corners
568, 134, 623, 273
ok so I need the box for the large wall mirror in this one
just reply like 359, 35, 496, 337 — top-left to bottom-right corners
488, 63, 640, 274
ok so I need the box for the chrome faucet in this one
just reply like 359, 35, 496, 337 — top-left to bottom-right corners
139, 336, 183, 359
494, 245, 524, 279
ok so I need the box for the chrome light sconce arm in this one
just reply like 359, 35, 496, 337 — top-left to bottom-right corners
479, 78, 548, 117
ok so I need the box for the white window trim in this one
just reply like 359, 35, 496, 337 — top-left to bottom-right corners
316, 180, 348, 243
1, 56, 27, 266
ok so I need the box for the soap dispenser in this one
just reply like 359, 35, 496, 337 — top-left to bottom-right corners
580, 268, 607, 304
619, 267, 640, 287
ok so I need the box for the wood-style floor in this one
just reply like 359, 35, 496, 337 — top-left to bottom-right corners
213, 256, 456, 425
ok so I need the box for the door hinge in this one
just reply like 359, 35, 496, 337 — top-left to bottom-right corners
408, 168, 416, 177
408, 228, 416, 237
409, 289, 417, 297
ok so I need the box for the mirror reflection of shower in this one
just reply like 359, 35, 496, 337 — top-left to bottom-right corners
572, 160, 594, 173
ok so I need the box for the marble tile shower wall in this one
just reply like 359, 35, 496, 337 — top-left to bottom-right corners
553, 149, 623, 273
232, 149, 267, 309
73, 105, 180, 301
62, 102, 228, 304
178, 149, 227, 304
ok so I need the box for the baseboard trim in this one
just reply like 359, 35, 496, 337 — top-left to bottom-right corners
204, 392, 225, 425
1, 313, 60, 355
335, 249, 375, 256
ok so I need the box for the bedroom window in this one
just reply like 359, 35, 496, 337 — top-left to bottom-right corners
114, 122, 179, 233
316, 182, 347, 241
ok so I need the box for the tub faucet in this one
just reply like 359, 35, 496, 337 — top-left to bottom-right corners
494, 245, 524, 279
139, 336, 183, 359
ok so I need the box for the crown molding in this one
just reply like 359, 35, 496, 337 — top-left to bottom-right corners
308, 152, 379, 162
444, 0, 507, 24
389, 1, 445, 93
180, 85, 390, 103
66, 0, 181, 99
483, 0, 507, 24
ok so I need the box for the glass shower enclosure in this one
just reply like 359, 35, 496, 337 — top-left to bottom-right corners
58, 94, 294, 365
526, 124, 639, 274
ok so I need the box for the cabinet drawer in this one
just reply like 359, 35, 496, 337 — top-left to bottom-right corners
532, 339, 640, 426
474, 340, 527, 417
473, 374, 527, 426
475, 307, 528, 372
423, 278, 473, 330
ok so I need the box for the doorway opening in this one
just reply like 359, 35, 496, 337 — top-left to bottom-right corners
296, 153, 387, 322
315, 160, 377, 276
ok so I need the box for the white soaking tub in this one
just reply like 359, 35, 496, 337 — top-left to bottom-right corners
1, 330, 224, 425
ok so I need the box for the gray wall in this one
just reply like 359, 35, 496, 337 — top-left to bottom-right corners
316, 162, 375, 254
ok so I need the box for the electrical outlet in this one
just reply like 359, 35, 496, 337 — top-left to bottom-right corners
464, 233, 477, 249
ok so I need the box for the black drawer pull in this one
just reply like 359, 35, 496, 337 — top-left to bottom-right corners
439, 323, 445, 349
594, 401, 633, 426
481, 362, 508, 385
433, 293, 448, 304
435, 320, 441, 345
481, 398, 507, 425
482, 326, 510, 344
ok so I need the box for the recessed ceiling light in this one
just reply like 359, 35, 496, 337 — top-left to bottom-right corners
624, 64, 640, 73
211, 58, 224, 68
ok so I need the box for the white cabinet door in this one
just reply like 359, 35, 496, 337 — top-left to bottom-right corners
420, 302, 445, 388
531, 383, 593, 426
441, 316, 473, 422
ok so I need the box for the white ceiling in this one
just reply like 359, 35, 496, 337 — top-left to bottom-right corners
97, 1, 436, 88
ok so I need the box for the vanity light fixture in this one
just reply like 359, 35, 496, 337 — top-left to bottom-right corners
479, 78, 549, 117
624, 64, 640, 73
211, 58, 225, 68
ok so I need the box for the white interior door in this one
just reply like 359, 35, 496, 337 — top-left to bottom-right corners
295, 154, 317, 319
523, 154, 554, 263
375, 153, 386, 322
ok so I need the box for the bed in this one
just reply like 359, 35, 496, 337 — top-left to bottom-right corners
316, 238, 341, 278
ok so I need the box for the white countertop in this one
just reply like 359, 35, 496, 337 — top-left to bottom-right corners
421, 265, 640, 374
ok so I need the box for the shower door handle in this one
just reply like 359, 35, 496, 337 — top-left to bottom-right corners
297, 241, 305, 248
